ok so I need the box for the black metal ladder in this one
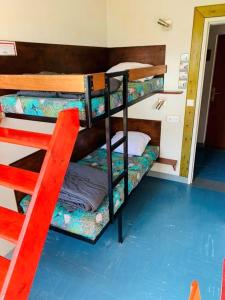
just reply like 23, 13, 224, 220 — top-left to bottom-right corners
105, 71, 129, 243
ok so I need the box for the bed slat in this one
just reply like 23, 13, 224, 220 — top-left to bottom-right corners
0, 75, 86, 93
129, 65, 167, 81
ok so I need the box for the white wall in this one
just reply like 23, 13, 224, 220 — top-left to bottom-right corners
107, 0, 225, 175
198, 24, 225, 144
0, 0, 107, 46
1, 0, 225, 254
0, 0, 107, 256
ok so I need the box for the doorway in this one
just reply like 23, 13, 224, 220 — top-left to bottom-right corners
194, 24, 225, 188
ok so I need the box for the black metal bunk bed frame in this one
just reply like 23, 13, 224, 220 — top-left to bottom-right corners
51, 71, 130, 244
0, 68, 165, 244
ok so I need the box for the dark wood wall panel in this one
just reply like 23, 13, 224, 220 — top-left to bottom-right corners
0, 42, 166, 75
108, 45, 166, 68
111, 118, 161, 146
0, 42, 108, 74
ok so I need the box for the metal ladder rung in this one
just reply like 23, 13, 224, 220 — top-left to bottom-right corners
109, 104, 125, 116
113, 171, 127, 188
111, 136, 126, 151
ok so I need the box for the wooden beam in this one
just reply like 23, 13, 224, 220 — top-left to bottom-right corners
157, 157, 177, 171
0, 75, 86, 93
128, 65, 167, 81
158, 90, 183, 95
91, 72, 105, 91
198, 4, 225, 18
180, 8, 205, 177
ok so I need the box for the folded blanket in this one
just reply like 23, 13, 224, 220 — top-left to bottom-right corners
58, 163, 108, 212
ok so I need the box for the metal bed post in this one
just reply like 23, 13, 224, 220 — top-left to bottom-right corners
105, 71, 129, 242
118, 72, 128, 243
105, 75, 114, 224
84, 75, 93, 128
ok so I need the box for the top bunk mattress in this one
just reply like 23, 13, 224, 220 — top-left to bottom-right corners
0, 78, 164, 121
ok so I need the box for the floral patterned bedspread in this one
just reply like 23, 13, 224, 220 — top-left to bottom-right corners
0, 78, 163, 120
20, 145, 159, 241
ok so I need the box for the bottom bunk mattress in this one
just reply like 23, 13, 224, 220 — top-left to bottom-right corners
0, 78, 163, 121
20, 145, 159, 241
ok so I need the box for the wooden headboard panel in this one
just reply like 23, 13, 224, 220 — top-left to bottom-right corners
11, 117, 161, 209
0, 42, 166, 75
108, 45, 166, 68
0, 42, 108, 74
111, 118, 161, 146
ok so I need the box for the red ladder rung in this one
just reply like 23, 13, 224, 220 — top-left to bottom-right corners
0, 164, 38, 194
0, 256, 10, 291
0, 207, 25, 243
0, 127, 51, 150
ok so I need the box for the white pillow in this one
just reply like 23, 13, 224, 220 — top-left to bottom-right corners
106, 62, 154, 82
102, 131, 151, 156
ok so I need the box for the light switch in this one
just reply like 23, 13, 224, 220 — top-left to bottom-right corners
166, 115, 180, 123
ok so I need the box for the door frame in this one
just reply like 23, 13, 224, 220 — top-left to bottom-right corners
201, 30, 219, 145
179, 4, 225, 182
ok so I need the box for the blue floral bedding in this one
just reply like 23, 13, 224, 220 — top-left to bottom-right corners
20, 145, 159, 241
0, 78, 163, 121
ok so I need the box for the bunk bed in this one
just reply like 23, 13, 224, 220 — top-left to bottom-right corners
0, 43, 166, 244
0, 65, 166, 128
11, 117, 161, 243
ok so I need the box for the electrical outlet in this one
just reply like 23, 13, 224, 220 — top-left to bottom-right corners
166, 115, 180, 123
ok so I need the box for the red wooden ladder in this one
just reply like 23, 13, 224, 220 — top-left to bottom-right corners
0, 109, 79, 300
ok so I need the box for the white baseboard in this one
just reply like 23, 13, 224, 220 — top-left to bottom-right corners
147, 171, 188, 184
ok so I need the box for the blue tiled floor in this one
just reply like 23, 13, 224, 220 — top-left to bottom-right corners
30, 177, 225, 300
194, 147, 225, 182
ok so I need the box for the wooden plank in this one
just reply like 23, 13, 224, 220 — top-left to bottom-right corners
91, 72, 105, 91
129, 65, 167, 81
198, 4, 225, 18
157, 157, 177, 171
0, 207, 25, 243
0, 128, 51, 150
180, 107, 195, 177
0, 164, 38, 194
180, 8, 204, 177
158, 90, 183, 95
108, 45, 166, 67
0, 42, 108, 75
0, 74, 85, 92
111, 118, 161, 146
186, 9, 205, 101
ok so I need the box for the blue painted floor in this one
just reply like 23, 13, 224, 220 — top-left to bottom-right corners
30, 177, 225, 300
194, 147, 225, 182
